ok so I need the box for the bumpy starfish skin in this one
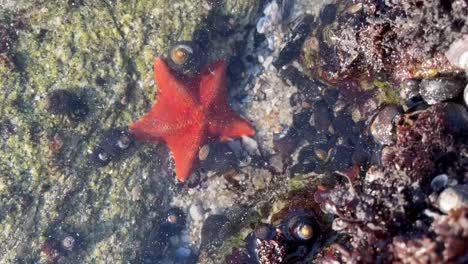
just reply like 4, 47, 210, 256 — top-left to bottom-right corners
130, 58, 255, 182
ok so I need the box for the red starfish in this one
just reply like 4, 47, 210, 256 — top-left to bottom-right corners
130, 58, 256, 182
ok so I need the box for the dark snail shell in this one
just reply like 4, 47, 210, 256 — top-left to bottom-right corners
280, 210, 317, 242
166, 41, 204, 75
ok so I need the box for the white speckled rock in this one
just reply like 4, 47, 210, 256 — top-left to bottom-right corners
464, 83, 468, 107
446, 35, 468, 71
242, 136, 260, 156
419, 78, 465, 105
241, 70, 298, 154
438, 185, 468, 213
189, 201, 205, 222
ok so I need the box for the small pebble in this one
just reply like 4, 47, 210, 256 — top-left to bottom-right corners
175, 246, 192, 258
117, 134, 131, 149
369, 105, 402, 146
419, 77, 465, 105
189, 202, 204, 222
269, 154, 284, 173
254, 223, 276, 240
130, 185, 143, 201
437, 185, 468, 213
98, 152, 108, 161
242, 136, 260, 156
442, 103, 468, 136
400, 79, 420, 101
198, 144, 210, 161
445, 35, 468, 70
431, 174, 448, 192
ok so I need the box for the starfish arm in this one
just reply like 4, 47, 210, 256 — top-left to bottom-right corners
130, 99, 195, 142
199, 59, 256, 141
130, 58, 201, 141
208, 110, 256, 142
165, 125, 206, 182
199, 60, 229, 108
154, 58, 198, 109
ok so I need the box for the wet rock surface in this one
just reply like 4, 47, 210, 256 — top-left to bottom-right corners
419, 77, 466, 105
0, 0, 261, 262
1, 0, 468, 264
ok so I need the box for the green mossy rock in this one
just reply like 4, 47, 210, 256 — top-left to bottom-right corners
0, 0, 259, 262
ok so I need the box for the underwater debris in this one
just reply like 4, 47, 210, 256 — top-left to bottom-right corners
90, 128, 134, 167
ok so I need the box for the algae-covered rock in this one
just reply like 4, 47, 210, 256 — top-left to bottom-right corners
0, 0, 259, 262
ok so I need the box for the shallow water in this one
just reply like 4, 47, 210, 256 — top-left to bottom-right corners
1, 0, 467, 263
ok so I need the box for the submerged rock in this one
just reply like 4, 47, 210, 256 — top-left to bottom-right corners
431, 174, 449, 192
369, 105, 402, 146
438, 185, 468, 214
419, 77, 465, 105
0, 0, 262, 262
446, 35, 468, 71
